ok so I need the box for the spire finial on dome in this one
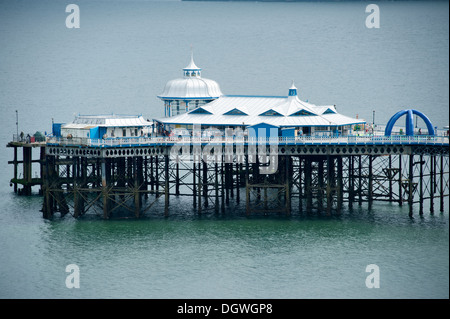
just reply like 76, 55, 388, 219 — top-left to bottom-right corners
288, 80, 298, 97
183, 45, 202, 77
290, 80, 296, 89
184, 46, 200, 70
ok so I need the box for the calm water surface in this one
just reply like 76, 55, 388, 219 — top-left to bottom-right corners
0, 0, 448, 299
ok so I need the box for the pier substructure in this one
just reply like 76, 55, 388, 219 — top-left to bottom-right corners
245, 154, 291, 215
8, 141, 449, 219
290, 155, 343, 215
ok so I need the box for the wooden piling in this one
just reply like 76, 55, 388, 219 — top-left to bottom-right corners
203, 160, 208, 208
150, 156, 154, 192
73, 157, 80, 218
368, 155, 373, 209
408, 154, 414, 217
398, 155, 402, 206
225, 163, 230, 205
43, 155, 53, 219
215, 162, 219, 213
164, 154, 169, 216
176, 160, 180, 196
326, 156, 332, 215
285, 155, 291, 215
236, 162, 240, 204
39, 146, 45, 195
388, 155, 393, 202
230, 163, 234, 199
358, 155, 362, 206
298, 157, 303, 214
144, 156, 148, 198
134, 157, 141, 218
13, 146, 18, 193
430, 155, 434, 214
349, 155, 354, 208
221, 160, 225, 213
419, 155, 424, 215
155, 156, 159, 192
305, 158, 312, 213
440, 155, 444, 213
193, 160, 197, 209
337, 156, 343, 213
318, 159, 324, 212
245, 155, 250, 215
101, 159, 108, 219
198, 161, 202, 214
22, 146, 32, 195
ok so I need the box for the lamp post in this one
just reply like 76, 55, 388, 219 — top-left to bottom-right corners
15, 110, 18, 139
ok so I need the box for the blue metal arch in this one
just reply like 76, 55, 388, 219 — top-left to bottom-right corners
384, 109, 435, 136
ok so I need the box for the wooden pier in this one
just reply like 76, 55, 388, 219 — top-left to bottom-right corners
7, 136, 450, 218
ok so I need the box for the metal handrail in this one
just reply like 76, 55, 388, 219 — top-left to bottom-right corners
45, 134, 449, 147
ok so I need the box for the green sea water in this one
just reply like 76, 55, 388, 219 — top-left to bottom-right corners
0, 0, 448, 299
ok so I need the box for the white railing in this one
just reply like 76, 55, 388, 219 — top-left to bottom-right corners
277, 135, 449, 145
46, 134, 449, 147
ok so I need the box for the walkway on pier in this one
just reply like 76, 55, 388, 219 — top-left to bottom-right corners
46, 134, 449, 148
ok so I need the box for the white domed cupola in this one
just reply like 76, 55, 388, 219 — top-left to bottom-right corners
158, 52, 223, 117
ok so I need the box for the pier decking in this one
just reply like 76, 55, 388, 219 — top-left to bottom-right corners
45, 134, 449, 149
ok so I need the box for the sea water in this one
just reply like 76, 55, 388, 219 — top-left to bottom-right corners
0, 0, 448, 299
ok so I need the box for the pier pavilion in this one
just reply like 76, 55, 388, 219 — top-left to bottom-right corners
155, 55, 366, 138
155, 82, 366, 138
